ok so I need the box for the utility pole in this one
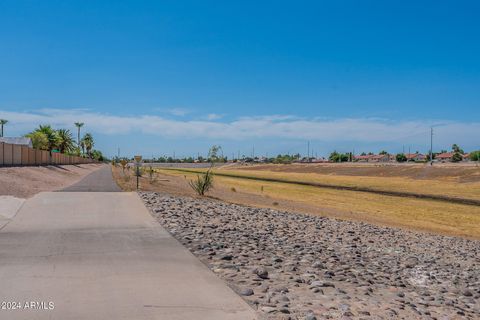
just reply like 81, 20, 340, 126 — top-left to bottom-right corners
252, 145, 255, 158
117, 147, 120, 159
307, 141, 310, 162
430, 127, 434, 165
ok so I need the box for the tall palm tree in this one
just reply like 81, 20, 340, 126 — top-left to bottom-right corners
56, 129, 75, 153
81, 133, 94, 157
74, 122, 84, 148
0, 119, 7, 137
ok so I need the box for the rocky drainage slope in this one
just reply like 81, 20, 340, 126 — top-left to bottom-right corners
141, 192, 479, 320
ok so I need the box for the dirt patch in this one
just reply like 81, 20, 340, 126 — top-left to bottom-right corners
163, 168, 480, 206
0, 164, 103, 198
112, 165, 480, 239
232, 163, 480, 182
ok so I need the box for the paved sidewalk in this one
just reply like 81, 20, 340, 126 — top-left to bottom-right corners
0, 192, 256, 319
0, 195, 25, 229
60, 164, 121, 192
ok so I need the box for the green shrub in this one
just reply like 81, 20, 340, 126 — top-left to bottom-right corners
452, 152, 463, 162
329, 151, 349, 162
396, 153, 407, 162
147, 166, 156, 182
120, 159, 128, 173
189, 169, 214, 196
469, 151, 480, 161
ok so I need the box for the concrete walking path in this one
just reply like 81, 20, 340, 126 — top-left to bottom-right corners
60, 164, 121, 192
0, 195, 25, 229
0, 192, 256, 319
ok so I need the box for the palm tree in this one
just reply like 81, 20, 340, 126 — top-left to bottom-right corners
80, 140, 85, 155
36, 125, 60, 151
81, 133, 94, 157
56, 129, 75, 153
0, 119, 8, 137
25, 131, 49, 150
74, 122, 84, 148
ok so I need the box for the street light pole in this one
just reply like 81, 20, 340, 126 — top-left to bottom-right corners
430, 127, 433, 166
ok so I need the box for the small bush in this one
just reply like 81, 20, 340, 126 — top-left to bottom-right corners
272, 202, 279, 206
470, 151, 480, 161
396, 153, 407, 162
120, 159, 128, 173
231, 187, 236, 192
146, 166, 156, 182
189, 169, 214, 196
452, 152, 463, 162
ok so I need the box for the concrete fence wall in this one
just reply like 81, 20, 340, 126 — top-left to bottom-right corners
0, 142, 96, 167
0, 142, 3, 166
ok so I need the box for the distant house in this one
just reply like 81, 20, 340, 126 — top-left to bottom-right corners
353, 154, 391, 162
354, 155, 373, 162
436, 152, 472, 162
436, 152, 454, 162
405, 153, 426, 162
371, 154, 390, 162
256, 157, 268, 163
0, 137, 33, 148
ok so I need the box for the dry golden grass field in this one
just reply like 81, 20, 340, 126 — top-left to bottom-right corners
113, 163, 480, 239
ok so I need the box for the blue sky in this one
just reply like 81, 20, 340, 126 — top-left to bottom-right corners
0, 1, 479, 158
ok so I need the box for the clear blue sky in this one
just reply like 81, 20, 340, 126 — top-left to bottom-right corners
1, 1, 479, 158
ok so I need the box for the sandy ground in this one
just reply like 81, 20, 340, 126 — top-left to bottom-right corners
112, 165, 480, 239
229, 162, 480, 182
0, 164, 104, 198
113, 166, 398, 228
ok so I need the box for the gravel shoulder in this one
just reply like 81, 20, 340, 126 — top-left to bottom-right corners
0, 164, 103, 198
141, 192, 480, 320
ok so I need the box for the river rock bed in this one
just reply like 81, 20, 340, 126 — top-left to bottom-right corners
140, 192, 480, 319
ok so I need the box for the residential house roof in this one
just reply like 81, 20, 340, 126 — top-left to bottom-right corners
0, 137, 33, 147
436, 152, 454, 159
371, 154, 389, 160
405, 153, 426, 160
354, 155, 373, 160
